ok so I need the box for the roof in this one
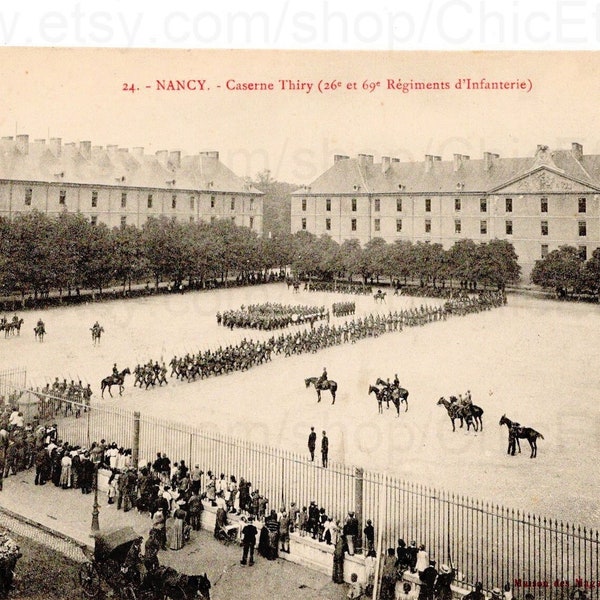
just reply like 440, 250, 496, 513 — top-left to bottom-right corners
293, 145, 600, 195
0, 136, 262, 195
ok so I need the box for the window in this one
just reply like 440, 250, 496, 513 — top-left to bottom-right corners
425, 198, 431, 212
121, 192, 127, 208
120, 216, 127, 228
90, 215, 97, 226
396, 219, 402, 232
190, 196, 194, 210
480, 220, 487, 235
326, 198, 331, 212
325, 218, 331, 231
579, 221, 587, 236
505, 198, 513, 212
374, 218, 380, 232
171, 194, 177, 209
302, 198, 307, 211
541, 197, 548, 213
24, 188, 32, 206
541, 244, 548, 258
480, 198, 487, 213
147, 194, 153, 208
455, 219, 462, 234
249, 216, 254, 229
455, 198, 461, 212
579, 245, 587, 260
541, 221, 548, 236
579, 197, 587, 213
425, 219, 431, 233
211, 196, 216, 209
211, 216, 216, 224
91, 191, 98, 208
351, 198, 357, 212
396, 198, 402, 212
250, 198, 254, 211
230, 197, 235, 210
231, 216, 235, 222
351, 218, 357, 231
59, 190, 66, 205
505, 220, 513, 235
374, 198, 380, 212
301, 218, 307, 230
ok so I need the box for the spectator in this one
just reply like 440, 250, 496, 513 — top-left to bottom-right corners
279, 510, 291, 553
344, 512, 359, 556
464, 582, 485, 600
347, 572, 363, 599
332, 528, 345, 584
321, 431, 329, 468
419, 560, 438, 600
396, 581, 415, 600
380, 548, 397, 600
434, 564, 455, 600
416, 544, 429, 577
240, 515, 257, 566
406, 541, 418, 572
364, 519, 375, 554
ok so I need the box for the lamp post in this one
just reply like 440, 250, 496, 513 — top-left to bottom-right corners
91, 461, 100, 534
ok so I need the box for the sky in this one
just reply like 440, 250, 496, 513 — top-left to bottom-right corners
1, 48, 599, 184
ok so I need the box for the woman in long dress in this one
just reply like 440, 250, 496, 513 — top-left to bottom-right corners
168, 506, 186, 550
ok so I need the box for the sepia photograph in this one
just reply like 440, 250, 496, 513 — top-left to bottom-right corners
0, 44, 597, 599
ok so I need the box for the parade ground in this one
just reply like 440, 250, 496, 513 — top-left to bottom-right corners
1, 283, 598, 529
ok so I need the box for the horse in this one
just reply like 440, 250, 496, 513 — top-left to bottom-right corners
368, 384, 386, 414
437, 397, 475, 432
148, 566, 211, 600
100, 367, 131, 398
91, 325, 104, 346
448, 396, 484, 431
33, 323, 45, 342
499, 414, 544, 458
375, 378, 409, 412
373, 290, 387, 303
305, 377, 337, 404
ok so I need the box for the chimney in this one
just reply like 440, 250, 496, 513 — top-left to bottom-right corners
453, 153, 470, 171
79, 141, 91, 160
483, 151, 499, 170
571, 142, 583, 161
169, 150, 181, 169
106, 145, 118, 157
357, 153, 374, 166
155, 150, 169, 165
132, 147, 144, 159
381, 156, 391, 173
49, 137, 62, 157
118, 148, 129, 154
425, 154, 441, 173
92, 146, 103, 159
1, 136, 13, 141
333, 154, 350, 163
199, 151, 219, 160
15, 134, 29, 155
391, 158, 400, 163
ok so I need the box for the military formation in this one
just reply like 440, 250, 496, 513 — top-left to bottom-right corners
307, 281, 372, 295
217, 302, 328, 331
133, 362, 169, 389
331, 301, 355, 317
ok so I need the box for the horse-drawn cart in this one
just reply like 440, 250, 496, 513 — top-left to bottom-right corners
78, 527, 211, 600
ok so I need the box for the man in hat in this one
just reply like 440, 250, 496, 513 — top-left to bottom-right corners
307, 427, 316, 461
435, 564, 456, 600
321, 431, 329, 468
344, 511, 359, 556
491, 588, 502, 600
464, 582, 485, 600
240, 516, 258, 566
418, 559, 438, 600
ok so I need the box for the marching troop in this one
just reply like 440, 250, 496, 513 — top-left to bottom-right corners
217, 302, 328, 331
331, 301, 355, 317
307, 281, 372, 295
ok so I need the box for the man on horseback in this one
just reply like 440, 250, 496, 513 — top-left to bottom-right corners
112, 363, 119, 378
318, 367, 328, 387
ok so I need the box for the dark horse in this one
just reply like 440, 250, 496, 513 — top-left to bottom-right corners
375, 378, 409, 412
373, 290, 387, 303
91, 325, 104, 346
100, 368, 131, 398
305, 377, 337, 404
33, 323, 45, 342
499, 414, 544, 458
147, 566, 211, 599
437, 397, 484, 432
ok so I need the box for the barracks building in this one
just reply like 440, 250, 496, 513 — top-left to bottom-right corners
0, 134, 263, 233
291, 143, 600, 279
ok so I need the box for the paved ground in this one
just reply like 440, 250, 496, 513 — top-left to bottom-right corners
0, 470, 349, 600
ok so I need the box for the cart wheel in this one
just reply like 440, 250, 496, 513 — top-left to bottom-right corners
79, 562, 101, 598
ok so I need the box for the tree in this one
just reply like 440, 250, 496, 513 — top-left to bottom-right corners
447, 239, 479, 288
289, 230, 319, 277
412, 241, 447, 287
582, 247, 600, 298
316, 235, 342, 280
79, 222, 114, 294
388, 240, 415, 284
339, 239, 363, 282
361, 238, 389, 283
252, 169, 296, 238
475, 239, 521, 290
531, 245, 584, 297
111, 225, 147, 294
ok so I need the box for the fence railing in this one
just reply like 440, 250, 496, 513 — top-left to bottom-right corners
7, 378, 599, 599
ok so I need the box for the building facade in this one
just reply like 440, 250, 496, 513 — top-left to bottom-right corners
291, 144, 600, 279
0, 135, 263, 233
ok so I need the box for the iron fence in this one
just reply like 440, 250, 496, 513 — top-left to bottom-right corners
5, 374, 599, 599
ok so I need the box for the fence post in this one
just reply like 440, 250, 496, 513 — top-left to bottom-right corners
355, 467, 364, 553
132, 411, 141, 469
